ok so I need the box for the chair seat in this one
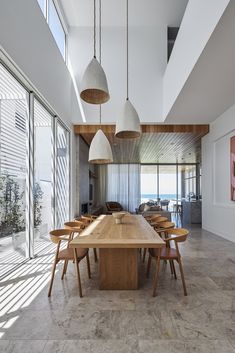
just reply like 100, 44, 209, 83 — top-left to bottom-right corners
58, 247, 88, 260
149, 247, 179, 259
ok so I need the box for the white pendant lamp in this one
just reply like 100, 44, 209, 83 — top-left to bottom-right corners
88, 0, 113, 164
89, 128, 113, 164
80, 0, 110, 104
115, 0, 141, 139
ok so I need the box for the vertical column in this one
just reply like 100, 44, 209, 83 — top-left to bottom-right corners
52, 116, 57, 229
26, 92, 34, 258
196, 163, 200, 198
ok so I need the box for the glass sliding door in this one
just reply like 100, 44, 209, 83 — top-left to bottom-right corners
55, 121, 70, 228
140, 165, 158, 203
0, 64, 28, 263
159, 165, 177, 211
33, 99, 53, 255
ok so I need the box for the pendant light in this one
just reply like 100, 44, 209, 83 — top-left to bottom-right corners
89, 0, 113, 164
115, 0, 141, 139
80, 0, 110, 104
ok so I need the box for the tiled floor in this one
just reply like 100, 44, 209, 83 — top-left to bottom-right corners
0, 226, 235, 352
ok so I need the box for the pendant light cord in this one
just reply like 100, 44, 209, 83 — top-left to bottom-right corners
94, 0, 96, 58
126, 0, 129, 100
99, 0, 102, 126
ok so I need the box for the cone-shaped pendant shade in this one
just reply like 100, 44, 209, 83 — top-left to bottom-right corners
89, 129, 113, 164
115, 99, 141, 139
80, 57, 110, 104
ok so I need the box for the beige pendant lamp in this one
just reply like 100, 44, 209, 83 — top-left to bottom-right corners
115, 0, 141, 139
80, 0, 110, 104
88, 0, 113, 164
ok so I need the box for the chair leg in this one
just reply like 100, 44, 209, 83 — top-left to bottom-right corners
48, 257, 58, 297
86, 253, 91, 279
172, 260, 177, 279
152, 252, 161, 297
93, 248, 98, 262
169, 259, 174, 274
178, 257, 187, 296
143, 248, 147, 263
74, 249, 83, 297
61, 260, 68, 280
146, 255, 152, 278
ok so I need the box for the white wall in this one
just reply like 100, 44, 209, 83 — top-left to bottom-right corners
69, 26, 166, 123
202, 104, 235, 242
163, 0, 230, 120
0, 0, 82, 126
0, 0, 84, 217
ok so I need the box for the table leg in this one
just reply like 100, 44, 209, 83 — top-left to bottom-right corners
99, 248, 138, 290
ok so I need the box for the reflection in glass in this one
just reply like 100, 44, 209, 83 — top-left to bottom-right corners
34, 99, 53, 254
0, 64, 28, 259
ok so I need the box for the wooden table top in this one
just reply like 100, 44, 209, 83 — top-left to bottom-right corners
69, 214, 165, 248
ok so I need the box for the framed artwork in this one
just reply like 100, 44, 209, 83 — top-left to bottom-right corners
231, 136, 235, 201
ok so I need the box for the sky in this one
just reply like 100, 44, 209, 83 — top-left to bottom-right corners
141, 173, 181, 195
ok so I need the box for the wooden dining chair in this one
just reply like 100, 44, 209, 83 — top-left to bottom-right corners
150, 216, 168, 226
144, 214, 162, 222
142, 218, 173, 263
153, 221, 175, 234
48, 229, 90, 298
73, 218, 98, 263
146, 228, 189, 297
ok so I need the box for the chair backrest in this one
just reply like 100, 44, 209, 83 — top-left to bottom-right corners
155, 221, 175, 230
81, 215, 93, 224
166, 228, 189, 243
149, 214, 162, 221
82, 214, 98, 220
151, 216, 168, 223
64, 221, 85, 232
106, 202, 123, 211
49, 229, 72, 244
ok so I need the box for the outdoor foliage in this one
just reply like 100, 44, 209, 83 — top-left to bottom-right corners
0, 175, 43, 237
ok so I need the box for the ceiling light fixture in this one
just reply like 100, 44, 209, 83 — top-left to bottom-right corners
89, 0, 113, 164
80, 0, 110, 104
115, 0, 141, 139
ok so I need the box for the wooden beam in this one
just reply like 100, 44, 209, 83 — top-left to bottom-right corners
74, 124, 209, 135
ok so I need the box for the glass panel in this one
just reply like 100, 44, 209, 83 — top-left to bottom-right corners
0, 64, 28, 266
48, 0, 66, 59
140, 165, 158, 203
34, 99, 53, 255
56, 122, 69, 228
183, 165, 197, 200
37, 0, 46, 17
159, 165, 177, 212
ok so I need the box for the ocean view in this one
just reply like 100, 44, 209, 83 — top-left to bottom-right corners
141, 194, 177, 201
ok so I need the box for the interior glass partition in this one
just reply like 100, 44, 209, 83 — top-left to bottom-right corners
140, 165, 158, 203
140, 164, 200, 214
159, 165, 177, 211
33, 99, 53, 255
0, 64, 28, 264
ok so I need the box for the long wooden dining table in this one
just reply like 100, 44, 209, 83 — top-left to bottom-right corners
69, 214, 165, 290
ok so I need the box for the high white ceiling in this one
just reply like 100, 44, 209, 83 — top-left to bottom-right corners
59, 0, 188, 28
58, 0, 189, 124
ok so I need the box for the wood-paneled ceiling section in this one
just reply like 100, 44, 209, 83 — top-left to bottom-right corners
74, 125, 209, 164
